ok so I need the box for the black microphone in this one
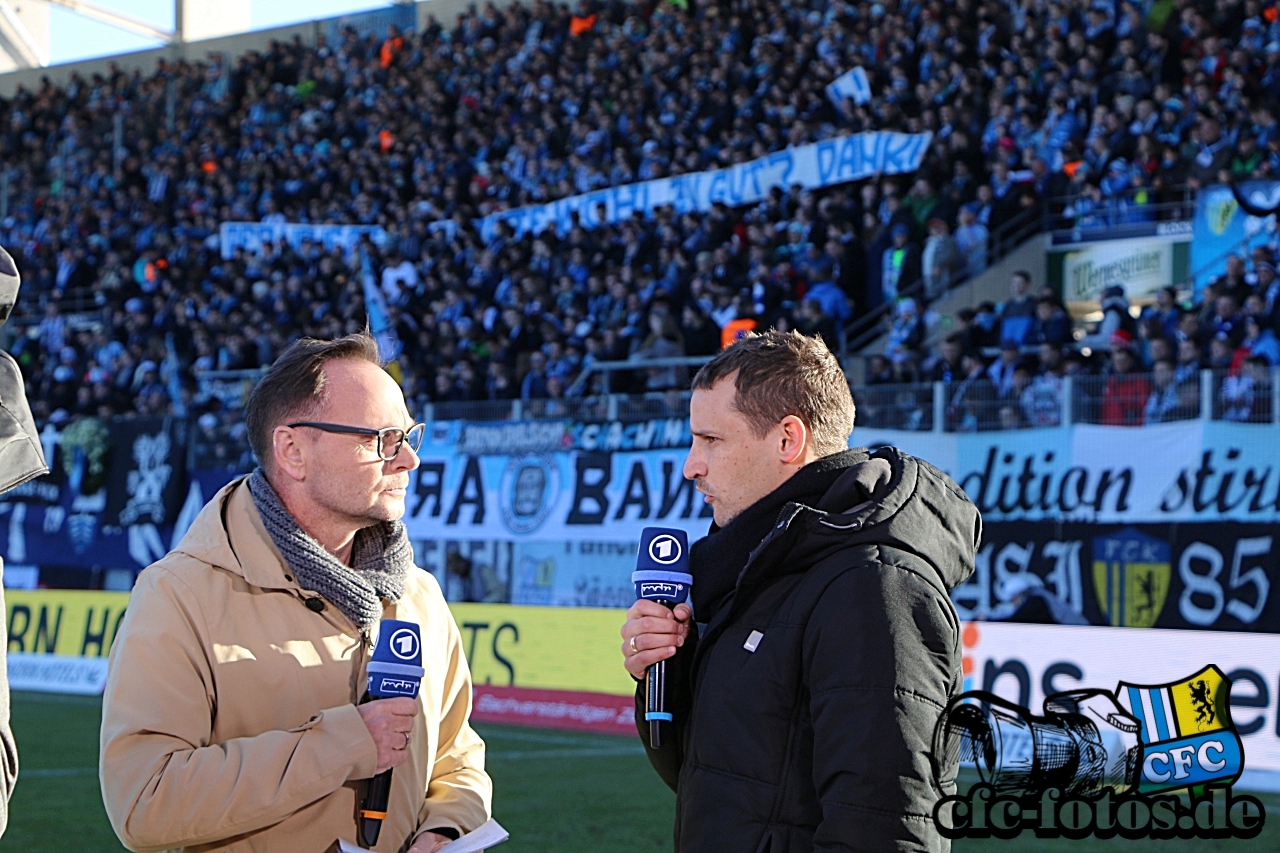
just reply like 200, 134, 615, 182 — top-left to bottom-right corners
631, 527, 692, 749
360, 619, 425, 848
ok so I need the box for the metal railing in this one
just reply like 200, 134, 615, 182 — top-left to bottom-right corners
423, 391, 694, 424
53, 365, 1280, 484
194, 366, 1279, 470
564, 355, 713, 397
857, 367, 1280, 433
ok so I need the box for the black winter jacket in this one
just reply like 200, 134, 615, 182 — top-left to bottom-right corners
637, 447, 980, 853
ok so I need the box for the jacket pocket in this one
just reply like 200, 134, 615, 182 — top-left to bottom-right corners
768, 823, 814, 853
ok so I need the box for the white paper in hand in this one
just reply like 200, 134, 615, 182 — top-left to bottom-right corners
437, 819, 510, 852
336, 819, 508, 853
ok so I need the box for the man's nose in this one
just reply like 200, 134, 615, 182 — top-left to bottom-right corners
391, 442, 421, 472
683, 448, 703, 481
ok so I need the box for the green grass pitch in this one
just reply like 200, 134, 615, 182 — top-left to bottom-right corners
3, 691, 1277, 852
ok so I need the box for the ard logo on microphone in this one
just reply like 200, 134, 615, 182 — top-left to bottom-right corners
368, 620, 425, 701
931, 664, 1266, 840
389, 628, 420, 661
649, 534, 682, 565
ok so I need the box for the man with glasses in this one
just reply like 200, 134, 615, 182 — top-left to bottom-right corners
100, 331, 491, 853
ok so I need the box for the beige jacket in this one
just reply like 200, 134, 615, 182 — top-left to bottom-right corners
100, 478, 491, 853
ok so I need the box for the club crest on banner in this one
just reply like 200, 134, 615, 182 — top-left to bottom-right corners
500, 455, 558, 535
1116, 665, 1244, 794
1091, 528, 1171, 628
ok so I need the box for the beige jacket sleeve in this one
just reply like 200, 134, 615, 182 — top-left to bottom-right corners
414, 610, 490, 840
0, 565, 17, 838
99, 567, 379, 853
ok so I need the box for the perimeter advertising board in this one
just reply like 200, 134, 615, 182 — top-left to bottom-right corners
8, 589, 1280, 776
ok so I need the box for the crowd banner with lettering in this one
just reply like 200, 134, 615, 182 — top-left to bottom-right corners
1191, 181, 1280, 294
856, 421, 1280, 524
474, 131, 933, 240
405, 417, 711, 544
0, 417, 195, 575
826, 66, 872, 111
219, 222, 388, 260
963, 621, 1280, 786
955, 521, 1278, 634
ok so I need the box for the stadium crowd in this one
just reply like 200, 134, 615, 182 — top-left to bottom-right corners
1, 0, 1279, 430
866, 261, 1280, 431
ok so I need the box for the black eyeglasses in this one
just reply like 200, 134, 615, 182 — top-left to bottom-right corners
287, 421, 426, 461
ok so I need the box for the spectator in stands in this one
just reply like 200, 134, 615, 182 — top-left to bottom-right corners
883, 298, 924, 370
987, 339, 1022, 398
1211, 293, 1248, 346
1174, 337, 1203, 387
1254, 263, 1280, 325
879, 224, 921, 308
1209, 334, 1236, 371
1213, 256, 1251, 304
1144, 333, 1176, 372
795, 299, 839, 355
1144, 358, 1186, 424
1029, 297, 1072, 346
922, 217, 962, 300
928, 334, 965, 385
1021, 344, 1066, 427
1099, 335, 1152, 426
520, 352, 550, 402
1083, 285, 1136, 352
1187, 113, 1234, 188
1220, 355, 1272, 423
948, 351, 999, 433
484, 362, 517, 401
1141, 287, 1183, 342
680, 304, 721, 358
970, 302, 1001, 350
635, 312, 687, 392
1238, 314, 1280, 366
953, 204, 989, 278
998, 272, 1037, 346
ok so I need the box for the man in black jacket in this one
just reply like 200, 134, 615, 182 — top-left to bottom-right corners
621, 330, 979, 852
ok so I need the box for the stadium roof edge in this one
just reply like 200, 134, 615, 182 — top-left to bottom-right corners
0, 0, 526, 99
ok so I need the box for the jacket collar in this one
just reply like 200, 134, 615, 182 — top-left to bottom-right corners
174, 476, 300, 592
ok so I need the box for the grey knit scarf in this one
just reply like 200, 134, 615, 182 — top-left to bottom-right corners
247, 469, 411, 630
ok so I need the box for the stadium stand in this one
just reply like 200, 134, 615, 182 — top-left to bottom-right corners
1, 0, 1279, 437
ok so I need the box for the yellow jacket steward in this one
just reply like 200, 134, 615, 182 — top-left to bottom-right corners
99, 478, 491, 852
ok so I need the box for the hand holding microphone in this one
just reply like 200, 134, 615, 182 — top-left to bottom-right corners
360, 619, 425, 847
357, 697, 417, 775
621, 599, 693, 681
623, 528, 693, 748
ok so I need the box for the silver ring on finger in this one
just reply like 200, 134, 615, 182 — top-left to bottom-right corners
629, 635, 638, 654
402, 731, 411, 750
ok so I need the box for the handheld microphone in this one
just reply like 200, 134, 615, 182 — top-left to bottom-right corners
631, 527, 692, 749
360, 619, 425, 848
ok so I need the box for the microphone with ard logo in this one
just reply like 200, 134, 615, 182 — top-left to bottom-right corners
631, 527, 692, 749
360, 619, 425, 848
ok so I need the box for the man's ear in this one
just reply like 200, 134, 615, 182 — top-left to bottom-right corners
272, 426, 308, 482
777, 415, 810, 465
